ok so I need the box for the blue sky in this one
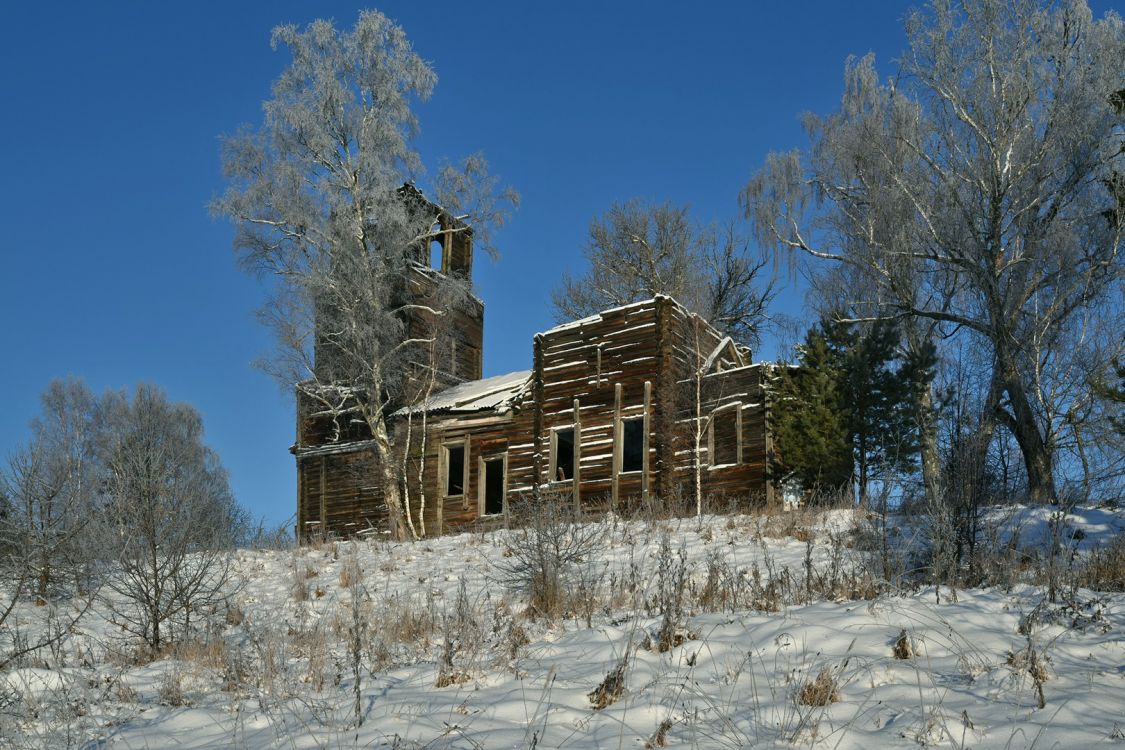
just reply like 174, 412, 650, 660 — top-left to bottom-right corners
4, 2, 1106, 526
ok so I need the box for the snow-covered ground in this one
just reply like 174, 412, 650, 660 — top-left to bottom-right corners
2, 504, 1123, 749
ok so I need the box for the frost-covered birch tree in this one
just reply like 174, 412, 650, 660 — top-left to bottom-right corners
212, 11, 514, 539
742, 0, 1125, 504
553, 200, 775, 348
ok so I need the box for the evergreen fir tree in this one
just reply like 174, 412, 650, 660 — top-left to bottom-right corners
828, 318, 920, 506
771, 326, 852, 499
773, 316, 934, 505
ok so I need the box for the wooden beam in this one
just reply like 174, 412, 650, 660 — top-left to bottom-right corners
296, 458, 304, 541
441, 224, 452, 275
736, 403, 743, 466
642, 381, 651, 500
532, 335, 545, 499
612, 382, 622, 509
318, 455, 327, 533
572, 397, 582, 510
462, 435, 471, 510
762, 366, 776, 506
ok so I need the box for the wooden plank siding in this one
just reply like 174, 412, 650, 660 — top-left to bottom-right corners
295, 447, 387, 538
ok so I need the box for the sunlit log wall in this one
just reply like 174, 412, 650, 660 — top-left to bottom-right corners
403, 296, 775, 536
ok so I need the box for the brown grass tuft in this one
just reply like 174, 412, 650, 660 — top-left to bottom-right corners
588, 658, 627, 709
645, 718, 674, 748
892, 629, 914, 660
797, 668, 840, 706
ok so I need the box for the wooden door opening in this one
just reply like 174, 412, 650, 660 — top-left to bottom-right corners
481, 455, 506, 516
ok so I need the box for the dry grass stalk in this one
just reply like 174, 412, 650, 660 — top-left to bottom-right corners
338, 550, 362, 589
1075, 532, 1125, 591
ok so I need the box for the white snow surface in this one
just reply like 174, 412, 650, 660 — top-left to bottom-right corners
2, 504, 1123, 749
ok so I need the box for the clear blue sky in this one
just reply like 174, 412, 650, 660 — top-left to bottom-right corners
4, 2, 1108, 526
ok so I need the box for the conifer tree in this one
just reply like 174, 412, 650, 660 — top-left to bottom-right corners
829, 318, 921, 506
771, 325, 852, 497
773, 317, 934, 504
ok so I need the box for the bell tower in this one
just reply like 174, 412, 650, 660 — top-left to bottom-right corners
399, 188, 484, 403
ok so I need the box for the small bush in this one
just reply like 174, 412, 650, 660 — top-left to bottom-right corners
649, 534, 693, 652
157, 668, 187, 707
492, 495, 608, 618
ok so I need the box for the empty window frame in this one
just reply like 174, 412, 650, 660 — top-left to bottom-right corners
480, 455, 506, 516
708, 403, 742, 467
620, 417, 645, 474
430, 236, 445, 270
550, 427, 576, 482
443, 442, 466, 496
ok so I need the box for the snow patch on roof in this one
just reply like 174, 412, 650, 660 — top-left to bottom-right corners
538, 296, 685, 337
393, 369, 532, 417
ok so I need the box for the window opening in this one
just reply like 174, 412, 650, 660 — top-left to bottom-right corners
430, 236, 444, 271
710, 405, 740, 466
445, 444, 465, 496
552, 428, 575, 481
621, 417, 644, 473
482, 457, 505, 516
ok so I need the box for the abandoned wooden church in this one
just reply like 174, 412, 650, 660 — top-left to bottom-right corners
293, 194, 775, 539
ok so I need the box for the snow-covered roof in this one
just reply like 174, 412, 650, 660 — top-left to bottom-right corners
393, 369, 531, 417
538, 295, 689, 336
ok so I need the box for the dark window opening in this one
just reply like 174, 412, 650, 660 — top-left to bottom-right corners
336, 414, 370, 443
483, 458, 505, 515
712, 407, 739, 466
553, 428, 575, 481
445, 444, 465, 496
621, 418, 644, 473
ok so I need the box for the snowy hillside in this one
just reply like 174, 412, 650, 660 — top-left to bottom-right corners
2, 504, 1123, 749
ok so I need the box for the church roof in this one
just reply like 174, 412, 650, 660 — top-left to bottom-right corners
392, 369, 531, 417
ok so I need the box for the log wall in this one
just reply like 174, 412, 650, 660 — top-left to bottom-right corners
295, 445, 387, 538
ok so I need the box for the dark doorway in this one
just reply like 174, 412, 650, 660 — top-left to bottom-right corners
445, 444, 465, 496
621, 417, 644, 473
553, 428, 575, 481
483, 457, 505, 516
